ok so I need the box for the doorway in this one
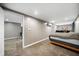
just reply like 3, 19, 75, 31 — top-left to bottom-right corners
4, 22, 23, 56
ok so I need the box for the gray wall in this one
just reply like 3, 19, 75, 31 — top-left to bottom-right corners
23, 16, 52, 47
4, 22, 21, 39
0, 7, 4, 56
4, 9, 23, 24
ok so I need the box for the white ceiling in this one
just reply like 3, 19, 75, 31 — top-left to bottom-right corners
2, 3, 79, 24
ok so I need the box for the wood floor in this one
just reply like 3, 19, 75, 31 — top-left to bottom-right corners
4, 38, 79, 56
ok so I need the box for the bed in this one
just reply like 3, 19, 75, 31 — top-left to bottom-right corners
49, 33, 79, 52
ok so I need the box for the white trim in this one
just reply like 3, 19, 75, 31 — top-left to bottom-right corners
22, 15, 25, 48
5, 37, 18, 40
23, 37, 48, 48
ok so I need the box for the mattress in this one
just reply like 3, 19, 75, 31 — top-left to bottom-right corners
50, 37, 79, 48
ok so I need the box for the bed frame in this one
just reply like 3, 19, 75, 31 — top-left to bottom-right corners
49, 35, 79, 53
50, 41, 79, 53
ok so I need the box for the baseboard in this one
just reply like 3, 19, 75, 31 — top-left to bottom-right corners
5, 37, 18, 40
23, 37, 48, 48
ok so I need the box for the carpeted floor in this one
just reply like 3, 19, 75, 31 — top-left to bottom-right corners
4, 38, 79, 56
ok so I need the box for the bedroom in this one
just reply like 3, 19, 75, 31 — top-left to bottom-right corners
0, 3, 79, 56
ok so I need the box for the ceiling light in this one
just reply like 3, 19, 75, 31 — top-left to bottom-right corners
44, 22, 47, 25
6, 19, 9, 21
50, 20, 55, 23
51, 21, 55, 23
49, 23, 52, 26
34, 10, 38, 15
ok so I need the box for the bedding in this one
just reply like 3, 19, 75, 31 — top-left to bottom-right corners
50, 32, 79, 40
49, 37, 79, 48
49, 33, 79, 49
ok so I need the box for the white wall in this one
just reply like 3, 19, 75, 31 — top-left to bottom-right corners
50, 23, 56, 34
0, 7, 4, 56
75, 17, 79, 33
4, 22, 21, 40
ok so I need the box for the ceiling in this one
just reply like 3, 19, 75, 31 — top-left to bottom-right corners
2, 3, 79, 24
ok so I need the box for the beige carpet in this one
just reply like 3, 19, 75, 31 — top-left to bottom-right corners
4, 39, 79, 56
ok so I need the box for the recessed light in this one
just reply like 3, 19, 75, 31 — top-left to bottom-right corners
51, 21, 55, 23
34, 10, 38, 15
44, 22, 47, 25
50, 20, 55, 23
6, 19, 9, 21
49, 23, 52, 26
